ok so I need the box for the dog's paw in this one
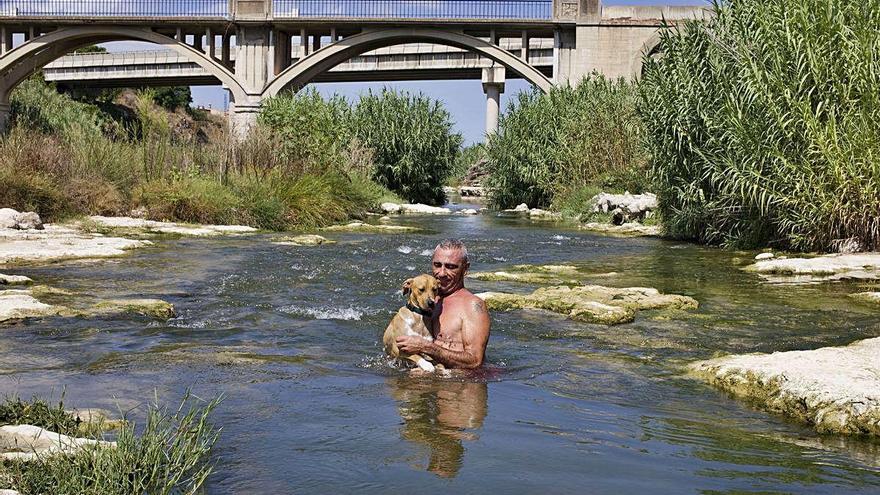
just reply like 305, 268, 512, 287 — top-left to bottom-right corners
416, 357, 436, 373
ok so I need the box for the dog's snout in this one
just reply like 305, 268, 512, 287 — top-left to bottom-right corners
427, 299, 436, 308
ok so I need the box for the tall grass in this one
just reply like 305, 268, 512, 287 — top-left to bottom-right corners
640, 0, 880, 251
0, 394, 221, 495
485, 75, 648, 209
0, 79, 397, 230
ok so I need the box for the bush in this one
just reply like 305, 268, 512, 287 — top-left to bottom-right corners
640, 0, 880, 251
351, 89, 462, 205
134, 177, 242, 226
485, 75, 648, 210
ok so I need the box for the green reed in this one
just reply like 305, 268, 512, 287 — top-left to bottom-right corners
640, 0, 880, 251
485, 75, 648, 210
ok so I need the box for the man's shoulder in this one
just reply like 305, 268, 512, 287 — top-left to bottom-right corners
446, 289, 487, 312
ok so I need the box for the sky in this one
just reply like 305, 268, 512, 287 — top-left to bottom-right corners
100, 0, 705, 144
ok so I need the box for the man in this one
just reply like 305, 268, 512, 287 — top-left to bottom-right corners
396, 239, 490, 369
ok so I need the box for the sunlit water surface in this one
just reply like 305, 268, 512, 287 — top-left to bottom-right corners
2, 208, 880, 493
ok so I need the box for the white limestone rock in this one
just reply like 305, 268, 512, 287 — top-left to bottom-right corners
591, 192, 657, 215
0, 228, 149, 265
690, 337, 880, 435
88, 216, 257, 236
0, 209, 43, 230
744, 253, 880, 282
0, 274, 32, 285
0, 208, 19, 229
381, 203, 451, 215
458, 209, 479, 216
755, 252, 775, 260
272, 234, 336, 246
850, 292, 880, 305
459, 186, 485, 197
0, 424, 115, 461
580, 222, 661, 237
0, 293, 62, 323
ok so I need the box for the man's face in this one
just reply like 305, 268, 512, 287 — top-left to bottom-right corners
432, 248, 468, 296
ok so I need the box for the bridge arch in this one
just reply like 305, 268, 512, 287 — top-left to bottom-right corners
632, 31, 664, 78
0, 26, 249, 104
263, 28, 554, 98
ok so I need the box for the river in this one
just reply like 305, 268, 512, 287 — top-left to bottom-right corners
2, 205, 880, 493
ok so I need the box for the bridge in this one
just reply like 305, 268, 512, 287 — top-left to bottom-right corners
0, 0, 707, 136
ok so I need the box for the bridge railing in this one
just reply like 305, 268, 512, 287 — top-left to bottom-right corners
273, 0, 552, 20
0, 0, 230, 18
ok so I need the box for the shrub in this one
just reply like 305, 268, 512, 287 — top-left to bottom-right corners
640, 0, 880, 251
485, 75, 648, 210
351, 89, 462, 205
134, 177, 242, 225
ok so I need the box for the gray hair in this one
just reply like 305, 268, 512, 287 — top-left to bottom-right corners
435, 238, 469, 264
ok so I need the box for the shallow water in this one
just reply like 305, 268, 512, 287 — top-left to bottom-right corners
2, 209, 880, 493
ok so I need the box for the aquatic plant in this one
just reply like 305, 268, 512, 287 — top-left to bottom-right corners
640, 0, 880, 251
0, 393, 221, 495
485, 75, 648, 210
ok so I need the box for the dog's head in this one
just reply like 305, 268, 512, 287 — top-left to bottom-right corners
402, 274, 439, 313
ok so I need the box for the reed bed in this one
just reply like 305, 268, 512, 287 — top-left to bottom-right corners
484, 75, 648, 210
640, 0, 880, 251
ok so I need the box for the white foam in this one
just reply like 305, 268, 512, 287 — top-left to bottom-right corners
397, 246, 413, 254
420, 249, 433, 257
279, 304, 368, 321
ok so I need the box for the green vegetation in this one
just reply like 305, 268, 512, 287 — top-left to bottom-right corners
0, 78, 402, 230
261, 88, 462, 205
0, 395, 80, 436
448, 143, 485, 187
484, 75, 648, 210
0, 394, 220, 495
640, 0, 880, 251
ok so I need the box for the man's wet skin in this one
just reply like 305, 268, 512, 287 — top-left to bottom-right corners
395, 246, 490, 369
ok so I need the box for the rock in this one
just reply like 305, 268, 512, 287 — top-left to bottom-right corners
380, 202, 402, 214
580, 222, 661, 237
690, 337, 880, 436
381, 203, 451, 215
476, 285, 697, 325
0, 208, 19, 229
755, 252, 775, 260
0, 209, 43, 230
0, 424, 114, 461
0, 227, 150, 265
514, 203, 529, 212
744, 253, 880, 282
0, 274, 32, 285
65, 408, 125, 431
832, 237, 865, 254
0, 292, 62, 323
272, 234, 335, 246
88, 216, 257, 237
470, 264, 582, 285
13, 212, 42, 230
528, 208, 562, 220
591, 192, 657, 217
459, 186, 485, 197
89, 299, 176, 319
459, 209, 479, 216
850, 292, 880, 305
0, 490, 21, 495
322, 222, 420, 233
129, 206, 149, 218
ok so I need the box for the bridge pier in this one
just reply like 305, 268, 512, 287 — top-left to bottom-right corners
482, 67, 506, 136
0, 102, 9, 135
228, 100, 262, 140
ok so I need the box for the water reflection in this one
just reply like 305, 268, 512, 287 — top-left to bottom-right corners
387, 376, 488, 478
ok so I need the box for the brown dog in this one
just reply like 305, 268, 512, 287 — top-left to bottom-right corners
384, 274, 441, 372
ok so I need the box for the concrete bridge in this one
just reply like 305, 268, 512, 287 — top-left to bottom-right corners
0, 0, 707, 136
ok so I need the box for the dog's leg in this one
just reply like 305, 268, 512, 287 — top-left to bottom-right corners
405, 354, 435, 373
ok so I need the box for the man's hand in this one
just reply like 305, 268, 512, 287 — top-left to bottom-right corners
396, 335, 429, 354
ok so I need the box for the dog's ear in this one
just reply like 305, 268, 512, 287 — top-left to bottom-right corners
402, 278, 413, 296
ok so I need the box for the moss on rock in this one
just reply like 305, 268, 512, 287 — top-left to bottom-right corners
477, 285, 697, 325
321, 221, 420, 233
272, 234, 336, 246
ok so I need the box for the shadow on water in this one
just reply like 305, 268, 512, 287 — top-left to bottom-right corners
386, 375, 488, 478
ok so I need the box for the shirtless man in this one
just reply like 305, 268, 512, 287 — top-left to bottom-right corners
396, 239, 490, 369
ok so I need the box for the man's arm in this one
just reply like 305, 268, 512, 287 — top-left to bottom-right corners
398, 297, 490, 369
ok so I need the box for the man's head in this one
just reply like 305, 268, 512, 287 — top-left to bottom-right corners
432, 239, 469, 296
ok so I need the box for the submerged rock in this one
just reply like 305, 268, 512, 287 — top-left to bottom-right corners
0, 424, 114, 461
0, 274, 31, 285
322, 222, 420, 233
580, 222, 661, 237
272, 234, 336, 246
745, 253, 880, 282
470, 264, 583, 285
477, 285, 698, 325
88, 299, 176, 319
850, 292, 880, 305
690, 337, 880, 436
65, 408, 126, 432
380, 203, 451, 215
